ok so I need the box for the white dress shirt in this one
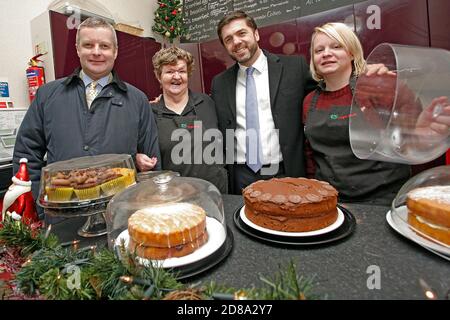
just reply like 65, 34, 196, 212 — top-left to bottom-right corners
235, 52, 283, 164
80, 71, 111, 97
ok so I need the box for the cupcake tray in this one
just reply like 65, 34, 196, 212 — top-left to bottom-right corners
40, 167, 136, 209
39, 193, 114, 210
43, 201, 109, 218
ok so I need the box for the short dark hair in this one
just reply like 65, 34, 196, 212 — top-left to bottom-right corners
217, 10, 258, 44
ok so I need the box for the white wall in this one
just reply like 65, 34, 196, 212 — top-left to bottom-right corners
0, 0, 157, 109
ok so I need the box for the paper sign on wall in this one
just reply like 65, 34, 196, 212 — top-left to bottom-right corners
0, 81, 9, 98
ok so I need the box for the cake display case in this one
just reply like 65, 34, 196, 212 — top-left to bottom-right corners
349, 43, 450, 165
105, 171, 233, 279
38, 154, 136, 237
387, 166, 450, 260
136, 170, 179, 182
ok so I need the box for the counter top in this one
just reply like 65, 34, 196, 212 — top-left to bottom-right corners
51, 194, 449, 300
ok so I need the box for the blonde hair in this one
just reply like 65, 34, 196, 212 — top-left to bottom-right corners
152, 47, 195, 78
309, 22, 366, 82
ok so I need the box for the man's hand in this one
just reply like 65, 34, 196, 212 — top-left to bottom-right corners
136, 153, 158, 172
149, 94, 162, 104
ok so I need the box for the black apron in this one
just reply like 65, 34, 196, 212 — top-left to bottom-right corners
304, 82, 410, 205
154, 100, 228, 194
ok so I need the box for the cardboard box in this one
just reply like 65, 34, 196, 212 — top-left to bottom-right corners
114, 23, 144, 36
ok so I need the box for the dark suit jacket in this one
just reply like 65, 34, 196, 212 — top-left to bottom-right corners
210, 50, 316, 192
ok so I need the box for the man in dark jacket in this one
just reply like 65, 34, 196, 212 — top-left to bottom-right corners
13, 17, 161, 202
211, 11, 317, 194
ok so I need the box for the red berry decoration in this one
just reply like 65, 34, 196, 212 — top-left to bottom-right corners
172, 10, 177, 15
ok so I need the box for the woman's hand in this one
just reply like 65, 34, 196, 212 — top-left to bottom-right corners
365, 63, 397, 76
415, 96, 450, 138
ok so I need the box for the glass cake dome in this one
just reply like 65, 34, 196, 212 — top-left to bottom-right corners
350, 43, 450, 165
105, 171, 232, 278
38, 154, 136, 209
389, 166, 450, 260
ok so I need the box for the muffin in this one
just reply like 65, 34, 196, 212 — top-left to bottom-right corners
46, 171, 74, 201
99, 168, 127, 196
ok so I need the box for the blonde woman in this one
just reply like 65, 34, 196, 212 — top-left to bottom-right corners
303, 22, 411, 205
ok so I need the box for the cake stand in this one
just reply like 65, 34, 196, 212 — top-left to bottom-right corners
41, 196, 112, 237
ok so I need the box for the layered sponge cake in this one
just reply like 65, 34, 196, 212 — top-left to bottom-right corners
406, 186, 450, 246
243, 177, 338, 232
128, 203, 208, 259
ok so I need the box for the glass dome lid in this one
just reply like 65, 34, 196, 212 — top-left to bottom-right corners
390, 166, 450, 259
38, 154, 136, 209
105, 172, 229, 272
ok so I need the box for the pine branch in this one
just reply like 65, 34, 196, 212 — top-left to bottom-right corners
0, 217, 58, 256
1, 219, 321, 300
14, 246, 93, 296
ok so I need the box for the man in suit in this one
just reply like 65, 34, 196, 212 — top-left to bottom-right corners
211, 11, 317, 194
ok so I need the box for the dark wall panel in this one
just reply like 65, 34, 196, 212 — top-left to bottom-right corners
143, 39, 162, 99
258, 20, 298, 56
50, 11, 79, 78
354, 0, 429, 56
50, 11, 161, 99
296, 5, 354, 62
428, 0, 450, 50
179, 42, 204, 93
200, 39, 234, 94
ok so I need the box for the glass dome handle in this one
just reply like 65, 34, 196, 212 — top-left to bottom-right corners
152, 171, 180, 185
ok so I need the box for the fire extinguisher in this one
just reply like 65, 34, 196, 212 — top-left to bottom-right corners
26, 54, 46, 103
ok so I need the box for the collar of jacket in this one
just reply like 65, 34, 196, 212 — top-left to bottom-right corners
63, 67, 128, 92
232, 49, 280, 73
262, 49, 280, 64
152, 90, 203, 114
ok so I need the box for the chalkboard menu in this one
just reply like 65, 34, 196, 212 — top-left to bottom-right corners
182, 0, 367, 43
233, 0, 301, 28
300, 0, 365, 17
183, 0, 233, 43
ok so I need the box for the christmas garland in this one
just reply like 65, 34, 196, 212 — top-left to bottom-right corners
0, 217, 320, 300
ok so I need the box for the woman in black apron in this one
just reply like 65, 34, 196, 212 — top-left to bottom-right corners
150, 47, 228, 193
303, 23, 411, 206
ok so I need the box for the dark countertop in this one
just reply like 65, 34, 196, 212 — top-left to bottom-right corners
51, 194, 450, 300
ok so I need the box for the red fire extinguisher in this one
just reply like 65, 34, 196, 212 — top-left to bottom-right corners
26, 54, 46, 103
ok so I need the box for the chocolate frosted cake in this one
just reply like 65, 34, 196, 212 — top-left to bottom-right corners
243, 177, 338, 232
